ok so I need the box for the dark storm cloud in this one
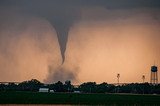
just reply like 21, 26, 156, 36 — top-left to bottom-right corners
0, 0, 160, 83
0, 0, 160, 63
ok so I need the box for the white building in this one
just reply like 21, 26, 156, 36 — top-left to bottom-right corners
39, 88, 49, 92
74, 90, 81, 93
49, 90, 54, 93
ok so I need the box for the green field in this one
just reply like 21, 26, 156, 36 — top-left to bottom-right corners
0, 91, 160, 105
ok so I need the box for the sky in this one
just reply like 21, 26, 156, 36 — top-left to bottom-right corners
0, 0, 160, 84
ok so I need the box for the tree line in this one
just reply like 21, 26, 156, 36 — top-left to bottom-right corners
0, 79, 160, 94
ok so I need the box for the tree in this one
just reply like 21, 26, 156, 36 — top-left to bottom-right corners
18, 79, 43, 91
79, 82, 97, 93
54, 81, 64, 92
97, 82, 109, 93
64, 80, 73, 92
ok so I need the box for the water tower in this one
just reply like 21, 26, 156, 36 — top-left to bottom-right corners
150, 66, 158, 84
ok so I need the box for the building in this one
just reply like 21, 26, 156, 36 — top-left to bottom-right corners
39, 88, 49, 92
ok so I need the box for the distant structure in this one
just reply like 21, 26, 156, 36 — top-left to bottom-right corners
39, 88, 49, 92
150, 65, 158, 84
117, 73, 120, 85
142, 75, 145, 83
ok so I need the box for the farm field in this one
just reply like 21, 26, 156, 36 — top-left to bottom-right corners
0, 91, 160, 105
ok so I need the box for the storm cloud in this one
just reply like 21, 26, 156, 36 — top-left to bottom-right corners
0, 0, 160, 83
1, 0, 160, 63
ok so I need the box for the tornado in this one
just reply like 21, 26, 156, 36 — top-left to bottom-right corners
51, 20, 71, 64
12, 1, 79, 64
46, 15, 75, 64
55, 25, 69, 64
48, 10, 77, 64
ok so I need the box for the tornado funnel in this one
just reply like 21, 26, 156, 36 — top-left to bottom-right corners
47, 7, 78, 64
49, 19, 71, 64
54, 24, 70, 64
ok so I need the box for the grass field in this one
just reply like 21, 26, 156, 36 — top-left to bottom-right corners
0, 91, 160, 105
